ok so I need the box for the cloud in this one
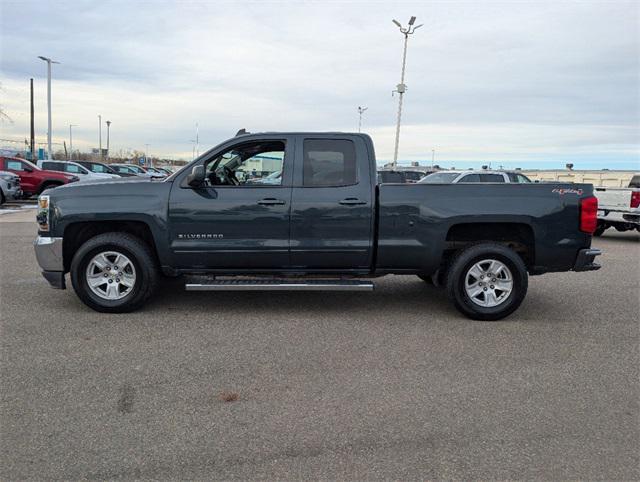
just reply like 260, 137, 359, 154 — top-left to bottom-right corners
1, 0, 638, 166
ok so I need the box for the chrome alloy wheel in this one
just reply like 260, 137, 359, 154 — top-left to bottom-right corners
464, 259, 513, 308
85, 251, 136, 300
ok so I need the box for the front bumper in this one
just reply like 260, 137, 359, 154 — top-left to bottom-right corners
34, 236, 66, 289
573, 248, 602, 272
6, 185, 22, 200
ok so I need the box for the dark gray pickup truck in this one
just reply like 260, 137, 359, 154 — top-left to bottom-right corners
34, 132, 601, 320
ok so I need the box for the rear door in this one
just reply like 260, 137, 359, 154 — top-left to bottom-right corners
289, 135, 374, 270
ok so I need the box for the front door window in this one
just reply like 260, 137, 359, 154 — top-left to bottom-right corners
204, 141, 285, 186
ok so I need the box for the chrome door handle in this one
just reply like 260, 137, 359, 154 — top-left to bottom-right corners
257, 198, 286, 205
339, 198, 367, 206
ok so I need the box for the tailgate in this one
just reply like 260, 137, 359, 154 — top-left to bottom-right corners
594, 187, 631, 210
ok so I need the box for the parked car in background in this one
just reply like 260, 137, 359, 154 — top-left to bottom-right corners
110, 163, 164, 178
76, 160, 136, 177
0, 157, 78, 197
593, 176, 640, 235
401, 170, 429, 183
155, 167, 174, 176
145, 167, 169, 177
377, 170, 408, 183
420, 170, 532, 184
38, 160, 119, 182
0, 170, 22, 204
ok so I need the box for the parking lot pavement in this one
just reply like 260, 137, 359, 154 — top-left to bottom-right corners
1, 219, 638, 480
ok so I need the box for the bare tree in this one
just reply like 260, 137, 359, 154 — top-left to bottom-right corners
0, 82, 12, 123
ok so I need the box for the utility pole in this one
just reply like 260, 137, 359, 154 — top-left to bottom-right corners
38, 56, 60, 160
69, 124, 77, 160
357, 106, 368, 133
98, 114, 102, 160
391, 17, 422, 169
30, 78, 35, 160
106, 120, 111, 160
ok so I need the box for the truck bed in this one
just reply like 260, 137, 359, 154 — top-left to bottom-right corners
376, 183, 594, 275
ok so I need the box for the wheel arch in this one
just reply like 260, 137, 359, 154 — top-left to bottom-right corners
62, 221, 160, 273
444, 222, 535, 268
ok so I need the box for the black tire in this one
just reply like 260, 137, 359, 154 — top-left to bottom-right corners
0, 188, 5, 205
446, 243, 528, 321
417, 275, 434, 285
70, 232, 159, 313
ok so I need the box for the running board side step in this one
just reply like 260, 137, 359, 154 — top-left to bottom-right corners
185, 279, 375, 291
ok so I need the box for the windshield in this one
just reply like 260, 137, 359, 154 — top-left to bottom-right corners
419, 172, 460, 184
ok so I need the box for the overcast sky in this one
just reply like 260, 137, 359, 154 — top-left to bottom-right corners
1, 0, 639, 168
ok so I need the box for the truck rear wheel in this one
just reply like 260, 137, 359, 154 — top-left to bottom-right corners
446, 243, 528, 321
70, 232, 158, 313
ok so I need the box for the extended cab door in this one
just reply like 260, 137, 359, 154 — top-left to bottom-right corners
289, 135, 375, 270
167, 136, 293, 270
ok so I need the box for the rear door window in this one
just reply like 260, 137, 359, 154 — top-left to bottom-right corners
303, 139, 357, 187
480, 174, 505, 182
458, 174, 481, 183
42, 162, 63, 172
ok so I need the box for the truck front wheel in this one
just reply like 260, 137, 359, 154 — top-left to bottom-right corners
70, 232, 159, 313
446, 243, 528, 321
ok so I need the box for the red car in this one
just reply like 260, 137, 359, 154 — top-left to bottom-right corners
0, 157, 78, 197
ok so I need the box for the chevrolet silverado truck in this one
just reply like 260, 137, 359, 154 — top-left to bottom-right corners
33, 132, 602, 320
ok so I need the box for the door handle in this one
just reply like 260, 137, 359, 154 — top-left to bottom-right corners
257, 198, 286, 205
339, 198, 367, 206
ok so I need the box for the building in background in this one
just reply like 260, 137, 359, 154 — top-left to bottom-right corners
521, 170, 637, 187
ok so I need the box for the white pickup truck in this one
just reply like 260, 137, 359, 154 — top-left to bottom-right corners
593, 175, 640, 236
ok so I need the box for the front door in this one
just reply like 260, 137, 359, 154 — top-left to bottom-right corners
168, 137, 293, 270
289, 136, 374, 270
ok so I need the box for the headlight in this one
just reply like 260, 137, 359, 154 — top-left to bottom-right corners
36, 195, 50, 232
0, 173, 13, 181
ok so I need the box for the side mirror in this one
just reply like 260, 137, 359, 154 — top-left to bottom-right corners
186, 165, 205, 187
24, 167, 34, 173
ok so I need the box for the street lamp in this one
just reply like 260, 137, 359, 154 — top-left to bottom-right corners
357, 106, 368, 133
105, 120, 111, 160
391, 16, 422, 168
69, 124, 77, 160
38, 56, 60, 160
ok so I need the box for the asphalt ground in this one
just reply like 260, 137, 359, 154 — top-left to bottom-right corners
1, 211, 638, 480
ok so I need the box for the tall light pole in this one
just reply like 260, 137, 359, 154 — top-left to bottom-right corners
144, 143, 150, 167
431, 148, 435, 169
38, 56, 60, 160
69, 124, 77, 160
105, 120, 111, 160
391, 16, 422, 169
98, 114, 102, 161
357, 106, 368, 133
